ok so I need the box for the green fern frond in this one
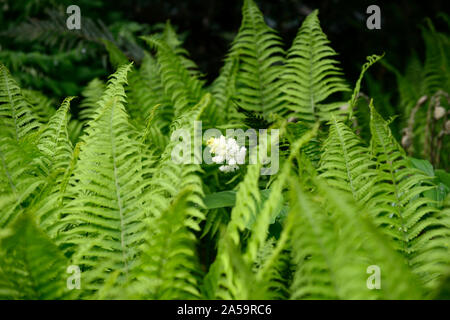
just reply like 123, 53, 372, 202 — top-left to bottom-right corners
368, 102, 450, 289
58, 64, 147, 296
78, 78, 105, 123
208, 53, 243, 126
141, 94, 208, 225
142, 35, 205, 116
0, 64, 40, 141
0, 66, 46, 227
348, 53, 384, 119
32, 97, 75, 233
0, 214, 69, 299
102, 39, 130, 69
288, 178, 339, 299
161, 20, 204, 79
282, 10, 349, 124
0, 138, 45, 227
134, 187, 204, 299
318, 116, 377, 203
127, 54, 173, 131
37, 97, 74, 175
204, 126, 319, 300
22, 89, 56, 123
289, 178, 423, 299
203, 161, 262, 300
131, 95, 209, 299
230, 0, 286, 116
422, 19, 450, 93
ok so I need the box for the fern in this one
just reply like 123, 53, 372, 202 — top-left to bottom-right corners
58, 64, 148, 296
31, 97, 74, 234
318, 116, 377, 203
0, 214, 69, 299
209, 53, 243, 126
230, 0, 286, 116
0, 64, 40, 141
282, 10, 349, 124
22, 89, 56, 123
78, 78, 105, 123
288, 178, 423, 299
422, 19, 450, 94
368, 102, 450, 289
348, 54, 384, 119
0, 2, 449, 302
134, 187, 203, 299
142, 33, 205, 117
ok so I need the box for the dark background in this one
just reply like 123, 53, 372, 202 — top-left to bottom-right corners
1, 0, 448, 93
121, 0, 447, 83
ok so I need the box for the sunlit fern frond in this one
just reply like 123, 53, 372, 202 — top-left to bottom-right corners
288, 177, 423, 299
0, 64, 46, 227
230, 0, 286, 117
32, 97, 75, 234
203, 161, 262, 300
58, 64, 148, 297
282, 10, 349, 124
133, 187, 204, 299
318, 116, 377, 203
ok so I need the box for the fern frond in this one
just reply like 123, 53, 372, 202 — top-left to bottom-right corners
0, 64, 40, 141
289, 178, 423, 299
32, 97, 74, 233
58, 64, 147, 296
131, 95, 209, 299
103, 39, 130, 69
0, 137, 45, 227
368, 102, 450, 289
134, 187, 203, 299
288, 178, 339, 299
282, 10, 349, 124
230, 0, 286, 116
203, 127, 317, 300
318, 116, 377, 203
127, 54, 173, 131
78, 78, 105, 123
0, 214, 69, 299
203, 161, 262, 300
208, 53, 242, 126
0, 66, 45, 226
348, 54, 384, 119
422, 19, 450, 93
22, 89, 56, 123
161, 20, 204, 79
37, 97, 74, 174
142, 35, 205, 116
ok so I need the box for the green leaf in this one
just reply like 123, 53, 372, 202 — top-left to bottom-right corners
409, 157, 435, 177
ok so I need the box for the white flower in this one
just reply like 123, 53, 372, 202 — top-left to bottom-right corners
207, 136, 246, 172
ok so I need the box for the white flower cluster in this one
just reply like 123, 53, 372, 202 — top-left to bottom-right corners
207, 136, 246, 172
